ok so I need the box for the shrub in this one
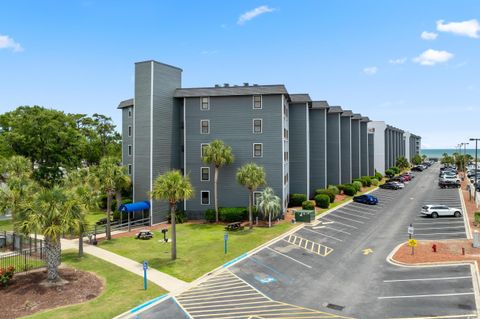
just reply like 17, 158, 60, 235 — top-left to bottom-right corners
168, 209, 187, 224
352, 181, 363, 192
289, 194, 307, 207
204, 209, 216, 222
475, 212, 480, 223
360, 176, 372, 187
371, 178, 379, 186
385, 169, 394, 178
327, 185, 340, 195
314, 194, 330, 209
315, 189, 335, 203
343, 185, 356, 196
0, 266, 15, 288
302, 200, 315, 210
337, 184, 346, 193
220, 207, 248, 223
375, 172, 383, 181
391, 166, 400, 174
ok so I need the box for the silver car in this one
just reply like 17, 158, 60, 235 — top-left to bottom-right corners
421, 205, 462, 218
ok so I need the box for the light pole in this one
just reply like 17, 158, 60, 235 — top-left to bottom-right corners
470, 138, 480, 203
464, 142, 469, 173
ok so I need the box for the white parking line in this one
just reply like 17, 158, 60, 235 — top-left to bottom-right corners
336, 210, 370, 220
321, 218, 358, 229
378, 292, 474, 299
415, 232, 466, 236
321, 226, 352, 235
384, 276, 472, 283
301, 227, 343, 242
266, 247, 313, 269
413, 221, 465, 225
415, 226, 466, 231
326, 214, 365, 224
341, 207, 376, 216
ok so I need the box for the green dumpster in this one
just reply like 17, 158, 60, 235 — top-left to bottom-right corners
294, 210, 315, 223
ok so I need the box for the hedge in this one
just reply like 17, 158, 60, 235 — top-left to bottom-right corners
343, 185, 356, 196
371, 178, 379, 186
352, 181, 363, 192
360, 176, 372, 187
327, 185, 340, 195
315, 189, 335, 203
375, 172, 383, 181
385, 169, 394, 178
302, 200, 315, 210
337, 184, 346, 193
314, 194, 330, 208
289, 194, 307, 207
205, 207, 258, 223
475, 212, 480, 223
391, 166, 400, 174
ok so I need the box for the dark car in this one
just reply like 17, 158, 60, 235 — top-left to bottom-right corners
353, 194, 378, 205
380, 182, 400, 190
411, 166, 424, 172
389, 176, 406, 183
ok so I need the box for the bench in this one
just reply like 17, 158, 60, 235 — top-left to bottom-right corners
225, 222, 244, 231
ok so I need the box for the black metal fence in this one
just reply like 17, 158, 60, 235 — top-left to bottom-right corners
0, 231, 46, 273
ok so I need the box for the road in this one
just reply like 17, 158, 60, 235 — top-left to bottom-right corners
133, 163, 478, 319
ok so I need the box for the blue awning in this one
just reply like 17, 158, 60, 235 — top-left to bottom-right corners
119, 201, 150, 212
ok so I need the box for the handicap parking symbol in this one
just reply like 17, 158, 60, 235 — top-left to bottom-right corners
255, 275, 276, 284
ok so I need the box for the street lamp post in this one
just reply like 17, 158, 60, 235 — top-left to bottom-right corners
464, 142, 469, 173
470, 138, 480, 203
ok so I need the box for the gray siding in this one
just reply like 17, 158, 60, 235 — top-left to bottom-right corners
368, 133, 375, 175
309, 108, 327, 195
122, 107, 134, 171
184, 94, 285, 218
289, 102, 308, 196
351, 119, 361, 179
327, 113, 341, 185
340, 116, 351, 184
360, 121, 369, 176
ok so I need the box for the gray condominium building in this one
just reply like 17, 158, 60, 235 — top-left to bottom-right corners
119, 60, 421, 224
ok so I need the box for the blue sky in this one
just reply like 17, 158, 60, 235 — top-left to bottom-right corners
0, 1, 479, 149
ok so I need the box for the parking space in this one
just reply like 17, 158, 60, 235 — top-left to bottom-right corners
377, 264, 477, 318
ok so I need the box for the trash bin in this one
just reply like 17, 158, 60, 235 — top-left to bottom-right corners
294, 210, 315, 223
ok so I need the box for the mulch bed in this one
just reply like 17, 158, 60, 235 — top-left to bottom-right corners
0, 267, 104, 319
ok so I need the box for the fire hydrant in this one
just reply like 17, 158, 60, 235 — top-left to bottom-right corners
432, 244, 437, 252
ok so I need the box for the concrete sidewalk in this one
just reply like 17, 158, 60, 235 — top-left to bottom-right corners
61, 238, 188, 292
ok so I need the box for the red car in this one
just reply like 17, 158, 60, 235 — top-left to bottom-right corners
401, 174, 411, 181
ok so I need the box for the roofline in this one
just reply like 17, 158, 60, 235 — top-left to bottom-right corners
135, 60, 183, 72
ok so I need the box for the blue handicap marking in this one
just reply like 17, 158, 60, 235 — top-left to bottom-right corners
255, 275, 276, 284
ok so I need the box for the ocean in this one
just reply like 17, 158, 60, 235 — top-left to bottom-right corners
421, 149, 478, 158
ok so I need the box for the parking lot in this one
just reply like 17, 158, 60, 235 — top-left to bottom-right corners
134, 162, 478, 319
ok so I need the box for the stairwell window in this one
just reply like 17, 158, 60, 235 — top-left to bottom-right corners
128, 125, 132, 137
253, 119, 263, 134
201, 120, 210, 134
201, 191, 210, 205
201, 167, 210, 181
200, 97, 210, 110
128, 108, 132, 117
128, 164, 132, 175
128, 145, 132, 156
253, 95, 262, 109
253, 143, 263, 158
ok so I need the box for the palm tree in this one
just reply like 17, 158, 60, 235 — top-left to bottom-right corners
151, 170, 194, 260
236, 163, 266, 229
256, 187, 281, 228
95, 157, 130, 240
201, 140, 234, 222
113, 166, 131, 211
17, 186, 86, 283
395, 156, 410, 171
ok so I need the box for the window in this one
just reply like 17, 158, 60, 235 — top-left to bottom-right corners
201, 191, 210, 205
200, 120, 210, 134
253, 119, 263, 134
284, 173, 289, 185
253, 95, 262, 109
284, 103, 288, 117
201, 143, 209, 157
253, 143, 263, 158
128, 145, 132, 156
128, 108, 132, 117
128, 164, 132, 175
128, 125, 132, 137
284, 151, 289, 162
200, 97, 210, 110
284, 128, 289, 140
253, 191, 262, 206
201, 167, 210, 181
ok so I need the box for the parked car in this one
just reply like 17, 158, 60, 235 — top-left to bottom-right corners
404, 172, 415, 179
421, 205, 462, 218
380, 182, 401, 190
439, 175, 460, 184
412, 166, 424, 172
391, 181, 405, 189
389, 176, 406, 183
353, 194, 379, 205
401, 175, 411, 181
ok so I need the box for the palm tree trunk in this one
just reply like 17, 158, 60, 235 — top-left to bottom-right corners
115, 191, 122, 211
170, 203, 177, 260
78, 231, 83, 257
248, 191, 253, 229
269, 211, 271, 228
45, 235, 62, 282
214, 167, 219, 223
106, 193, 112, 240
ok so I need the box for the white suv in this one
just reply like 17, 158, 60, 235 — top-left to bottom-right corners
440, 175, 460, 184
421, 205, 462, 218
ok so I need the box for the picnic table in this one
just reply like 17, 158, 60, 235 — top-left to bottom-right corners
225, 222, 244, 231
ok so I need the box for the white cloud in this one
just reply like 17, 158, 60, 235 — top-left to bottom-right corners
413, 49, 454, 66
436, 19, 480, 38
363, 66, 378, 75
389, 57, 407, 65
421, 31, 438, 40
237, 6, 275, 25
0, 34, 23, 52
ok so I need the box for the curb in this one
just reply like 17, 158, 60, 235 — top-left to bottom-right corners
460, 185, 473, 239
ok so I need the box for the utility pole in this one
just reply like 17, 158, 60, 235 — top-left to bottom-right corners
470, 138, 479, 203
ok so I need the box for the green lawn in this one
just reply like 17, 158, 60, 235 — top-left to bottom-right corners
26, 251, 165, 319
0, 219, 13, 231
99, 222, 294, 282
85, 210, 105, 227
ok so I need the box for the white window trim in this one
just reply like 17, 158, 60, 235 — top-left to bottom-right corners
253, 118, 263, 134
201, 143, 209, 158
200, 97, 210, 111
128, 144, 132, 156
201, 190, 210, 205
128, 125, 132, 137
200, 167, 210, 182
253, 95, 262, 109
253, 143, 263, 158
253, 191, 262, 206
200, 119, 210, 134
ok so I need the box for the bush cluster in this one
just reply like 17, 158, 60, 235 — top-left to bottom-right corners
0, 266, 15, 288
168, 209, 188, 224
314, 194, 330, 208
204, 207, 257, 223
391, 166, 400, 174
289, 194, 307, 207
343, 185, 356, 196
352, 181, 363, 192
385, 169, 394, 178
302, 200, 315, 210
314, 189, 336, 203
337, 184, 346, 193
375, 172, 383, 181
370, 178, 379, 186
360, 176, 372, 187
327, 185, 340, 195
